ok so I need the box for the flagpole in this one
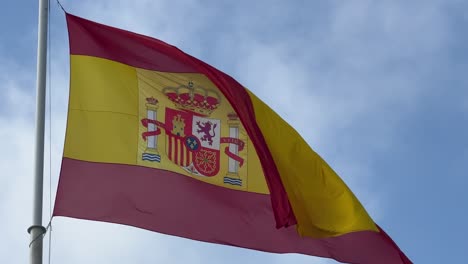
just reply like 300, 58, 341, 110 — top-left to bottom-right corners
28, 0, 49, 263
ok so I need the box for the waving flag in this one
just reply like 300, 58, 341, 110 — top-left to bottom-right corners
54, 13, 411, 264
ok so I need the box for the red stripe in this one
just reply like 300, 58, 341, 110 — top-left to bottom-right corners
66, 13, 294, 228
167, 135, 172, 160
180, 140, 184, 166
174, 138, 179, 165
67, 15, 197, 73
377, 225, 412, 264
54, 158, 409, 264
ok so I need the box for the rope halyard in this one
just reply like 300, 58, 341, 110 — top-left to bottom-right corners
56, 0, 65, 12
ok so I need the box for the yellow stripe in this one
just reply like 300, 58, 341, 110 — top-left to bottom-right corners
64, 56, 139, 164
65, 110, 138, 164
247, 90, 378, 237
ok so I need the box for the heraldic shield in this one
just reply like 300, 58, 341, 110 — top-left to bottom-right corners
165, 108, 221, 177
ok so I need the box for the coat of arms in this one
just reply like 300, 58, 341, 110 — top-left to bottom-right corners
140, 82, 245, 182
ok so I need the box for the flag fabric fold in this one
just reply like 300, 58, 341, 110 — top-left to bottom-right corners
54, 13, 411, 264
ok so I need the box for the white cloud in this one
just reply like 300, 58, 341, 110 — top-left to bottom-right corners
0, 72, 35, 263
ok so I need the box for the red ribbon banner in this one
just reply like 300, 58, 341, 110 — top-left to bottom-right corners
220, 137, 245, 167
141, 118, 167, 141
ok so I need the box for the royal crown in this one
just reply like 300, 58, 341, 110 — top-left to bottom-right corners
146, 97, 159, 105
227, 112, 238, 120
163, 81, 221, 116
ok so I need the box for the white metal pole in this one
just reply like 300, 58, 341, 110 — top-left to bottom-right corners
28, 0, 49, 263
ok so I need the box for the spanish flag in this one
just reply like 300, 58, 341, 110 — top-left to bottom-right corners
54, 13, 411, 264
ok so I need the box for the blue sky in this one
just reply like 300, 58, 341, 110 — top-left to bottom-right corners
1, 0, 467, 263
